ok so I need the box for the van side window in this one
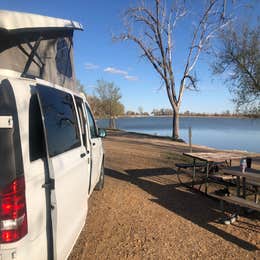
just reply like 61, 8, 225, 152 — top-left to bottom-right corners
75, 96, 87, 147
37, 85, 81, 157
29, 94, 45, 161
85, 104, 98, 139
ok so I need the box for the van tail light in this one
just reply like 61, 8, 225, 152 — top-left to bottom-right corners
0, 176, 28, 243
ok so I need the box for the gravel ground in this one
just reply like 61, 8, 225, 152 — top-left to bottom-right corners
69, 130, 260, 259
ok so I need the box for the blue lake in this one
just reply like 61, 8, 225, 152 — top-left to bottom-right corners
97, 117, 260, 153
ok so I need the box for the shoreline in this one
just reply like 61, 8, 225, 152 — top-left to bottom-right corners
103, 128, 260, 154
106, 129, 260, 155
98, 115, 260, 120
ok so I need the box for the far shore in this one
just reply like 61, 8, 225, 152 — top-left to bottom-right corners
98, 114, 260, 120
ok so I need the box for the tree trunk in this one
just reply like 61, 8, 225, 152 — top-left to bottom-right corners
109, 117, 116, 129
172, 109, 180, 139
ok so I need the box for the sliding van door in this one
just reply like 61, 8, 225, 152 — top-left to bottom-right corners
37, 86, 90, 260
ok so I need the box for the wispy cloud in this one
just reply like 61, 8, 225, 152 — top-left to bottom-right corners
104, 67, 128, 76
85, 63, 99, 70
124, 75, 138, 81
104, 66, 138, 81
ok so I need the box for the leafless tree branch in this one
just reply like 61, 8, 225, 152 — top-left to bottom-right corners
115, 0, 232, 138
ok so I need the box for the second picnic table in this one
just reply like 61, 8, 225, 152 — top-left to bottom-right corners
181, 151, 254, 194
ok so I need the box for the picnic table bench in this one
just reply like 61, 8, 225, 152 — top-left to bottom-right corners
209, 192, 260, 212
207, 167, 260, 217
221, 168, 260, 203
223, 168, 260, 185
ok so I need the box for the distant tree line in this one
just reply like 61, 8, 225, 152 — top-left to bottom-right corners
151, 108, 260, 118
152, 108, 173, 116
181, 110, 259, 118
125, 111, 150, 116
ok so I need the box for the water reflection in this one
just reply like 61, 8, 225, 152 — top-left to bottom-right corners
97, 117, 260, 153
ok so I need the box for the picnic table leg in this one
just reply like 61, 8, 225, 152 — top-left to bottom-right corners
220, 200, 224, 212
236, 176, 240, 197
242, 177, 246, 198
205, 162, 209, 194
255, 187, 259, 203
192, 158, 196, 188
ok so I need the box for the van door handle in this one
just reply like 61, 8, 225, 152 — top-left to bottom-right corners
80, 153, 86, 158
42, 178, 55, 190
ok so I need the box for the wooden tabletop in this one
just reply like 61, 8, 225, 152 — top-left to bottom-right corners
183, 152, 259, 163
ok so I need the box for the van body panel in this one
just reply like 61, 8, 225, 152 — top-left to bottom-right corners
36, 84, 92, 259
0, 79, 48, 258
0, 68, 103, 260
50, 147, 89, 259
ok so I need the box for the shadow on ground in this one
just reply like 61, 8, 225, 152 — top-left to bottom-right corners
105, 167, 259, 251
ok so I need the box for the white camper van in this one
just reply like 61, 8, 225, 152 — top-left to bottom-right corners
0, 10, 105, 260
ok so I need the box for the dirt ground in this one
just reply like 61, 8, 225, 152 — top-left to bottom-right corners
69, 130, 260, 259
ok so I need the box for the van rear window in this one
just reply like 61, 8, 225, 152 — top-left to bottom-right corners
0, 80, 24, 189
29, 94, 45, 161
37, 85, 81, 157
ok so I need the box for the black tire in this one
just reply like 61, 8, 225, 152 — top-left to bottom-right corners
95, 160, 104, 190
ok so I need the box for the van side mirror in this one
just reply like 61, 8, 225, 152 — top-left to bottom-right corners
98, 128, 106, 138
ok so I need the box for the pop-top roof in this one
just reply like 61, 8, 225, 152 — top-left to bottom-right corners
0, 10, 83, 32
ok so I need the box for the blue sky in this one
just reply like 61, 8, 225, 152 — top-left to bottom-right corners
1, 0, 259, 113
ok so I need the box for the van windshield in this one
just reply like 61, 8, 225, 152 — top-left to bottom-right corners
0, 80, 23, 189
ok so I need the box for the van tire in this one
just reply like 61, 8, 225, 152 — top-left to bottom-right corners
95, 160, 104, 190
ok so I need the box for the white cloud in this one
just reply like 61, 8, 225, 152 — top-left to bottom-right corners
104, 67, 128, 76
85, 63, 99, 70
124, 75, 138, 81
104, 66, 139, 81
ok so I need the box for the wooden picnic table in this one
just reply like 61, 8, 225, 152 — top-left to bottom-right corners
183, 151, 257, 163
182, 151, 258, 194
179, 152, 260, 216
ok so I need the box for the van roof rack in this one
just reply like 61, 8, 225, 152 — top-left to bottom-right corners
0, 10, 83, 32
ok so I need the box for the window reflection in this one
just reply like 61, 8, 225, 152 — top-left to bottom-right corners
38, 85, 80, 157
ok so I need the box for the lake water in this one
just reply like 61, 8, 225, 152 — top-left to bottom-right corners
97, 117, 260, 153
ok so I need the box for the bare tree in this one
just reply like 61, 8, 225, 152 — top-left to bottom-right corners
115, 0, 230, 139
212, 23, 260, 112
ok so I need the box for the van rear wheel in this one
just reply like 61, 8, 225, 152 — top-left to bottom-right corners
95, 160, 104, 190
